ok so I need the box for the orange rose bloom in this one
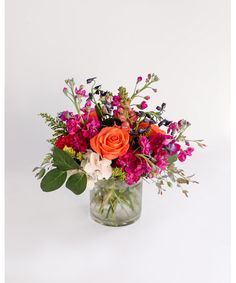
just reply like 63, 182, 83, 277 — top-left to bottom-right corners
139, 122, 166, 136
89, 109, 99, 121
90, 126, 129, 160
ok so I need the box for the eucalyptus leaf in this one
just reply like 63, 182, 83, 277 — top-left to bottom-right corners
66, 172, 87, 195
53, 147, 79, 171
40, 168, 67, 192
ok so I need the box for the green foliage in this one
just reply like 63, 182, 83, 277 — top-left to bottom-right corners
33, 153, 53, 179
112, 168, 125, 181
168, 154, 178, 164
35, 168, 46, 179
40, 169, 67, 192
95, 103, 103, 121
40, 113, 67, 140
66, 173, 87, 195
53, 147, 80, 171
118, 86, 128, 100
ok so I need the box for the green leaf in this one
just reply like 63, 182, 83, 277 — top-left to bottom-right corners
66, 172, 87, 195
95, 103, 103, 121
53, 147, 80, 171
36, 168, 46, 179
32, 167, 40, 172
168, 154, 178, 164
40, 168, 67, 192
177, 178, 189, 184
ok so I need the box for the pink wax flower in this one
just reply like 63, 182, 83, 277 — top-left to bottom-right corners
137, 76, 142, 82
178, 151, 187, 162
75, 87, 87, 97
185, 147, 194, 156
138, 101, 148, 110
63, 87, 68, 94
144, 96, 150, 100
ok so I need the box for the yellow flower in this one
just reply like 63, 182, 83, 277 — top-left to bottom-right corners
63, 146, 83, 161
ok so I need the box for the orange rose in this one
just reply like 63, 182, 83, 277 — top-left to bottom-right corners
89, 109, 99, 121
90, 126, 129, 160
139, 122, 166, 136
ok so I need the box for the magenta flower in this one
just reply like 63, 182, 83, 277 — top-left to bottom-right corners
75, 87, 87, 97
63, 87, 68, 94
138, 101, 148, 110
165, 141, 181, 155
66, 115, 81, 135
137, 76, 142, 82
59, 111, 73, 121
167, 122, 178, 134
178, 147, 194, 162
138, 136, 151, 154
82, 117, 100, 138
178, 151, 186, 162
115, 150, 152, 185
112, 95, 121, 107
185, 147, 194, 156
81, 100, 92, 113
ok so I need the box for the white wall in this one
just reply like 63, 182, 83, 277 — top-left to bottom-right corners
6, 0, 230, 282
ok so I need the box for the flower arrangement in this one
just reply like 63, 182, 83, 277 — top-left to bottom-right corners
34, 74, 205, 225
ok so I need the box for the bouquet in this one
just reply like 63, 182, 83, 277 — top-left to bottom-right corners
33, 74, 205, 226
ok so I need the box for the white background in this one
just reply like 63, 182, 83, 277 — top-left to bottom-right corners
5, 0, 230, 282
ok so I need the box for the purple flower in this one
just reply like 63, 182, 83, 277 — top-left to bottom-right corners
138, 136, 151, 154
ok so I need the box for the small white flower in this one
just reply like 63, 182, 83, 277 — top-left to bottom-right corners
81, 150, 112, 189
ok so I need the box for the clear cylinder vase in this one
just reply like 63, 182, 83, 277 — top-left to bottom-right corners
90, 178, 142, 226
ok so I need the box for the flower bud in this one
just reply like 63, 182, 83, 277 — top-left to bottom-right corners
63, 87, 68, 94
137, 76, 142, 82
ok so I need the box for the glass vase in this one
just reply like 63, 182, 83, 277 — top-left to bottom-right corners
90, 178, 142, 226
